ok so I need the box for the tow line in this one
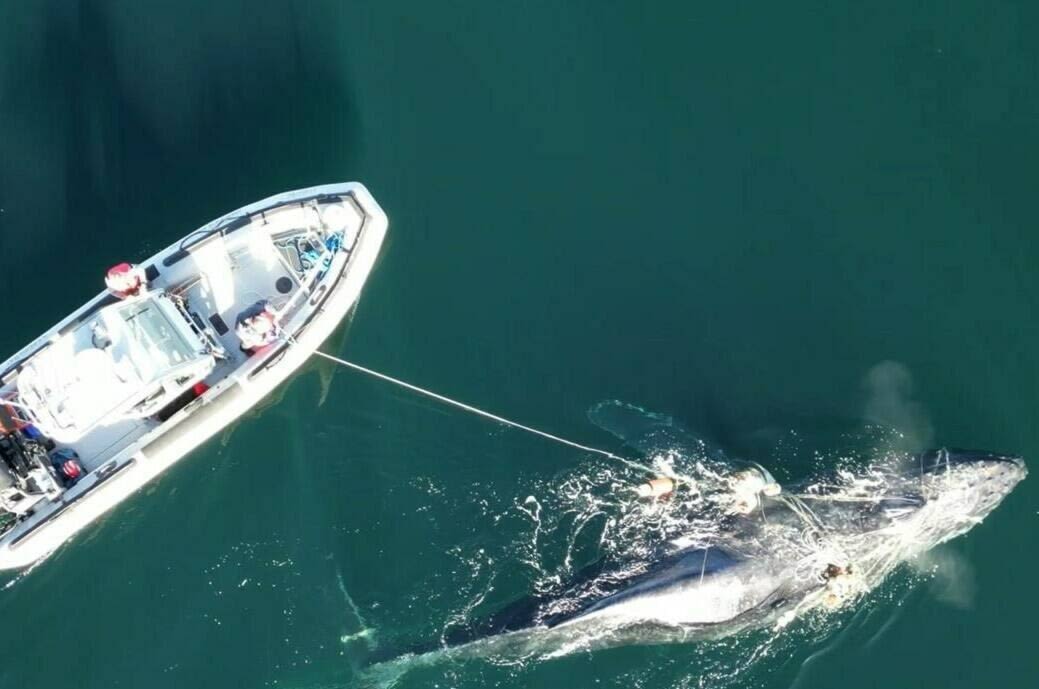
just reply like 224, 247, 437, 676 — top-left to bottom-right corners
311, 350, 658, 476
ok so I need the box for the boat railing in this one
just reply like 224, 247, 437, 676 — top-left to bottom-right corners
161, 189, 351, 269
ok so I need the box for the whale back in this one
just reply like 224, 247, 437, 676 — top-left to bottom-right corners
557, 547, 743, 624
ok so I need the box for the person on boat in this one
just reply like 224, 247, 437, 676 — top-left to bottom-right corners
235, 301, 281, 354
50, 448, 84, 488
105, 263, 147, 299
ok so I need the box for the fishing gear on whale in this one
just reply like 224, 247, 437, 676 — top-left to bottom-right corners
250, 323, 853, 555
261, 324, 925, 630
253, 320, 790, 513
313, 350, 666, 477
308, 349, 791, 518
260, 321, 655, 475
235, 311, 827, 527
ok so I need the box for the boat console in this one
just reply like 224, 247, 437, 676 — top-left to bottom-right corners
16, 292, 216, 443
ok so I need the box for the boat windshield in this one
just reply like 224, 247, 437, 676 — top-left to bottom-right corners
107, 300, 197, 382
15, 293, 210, 442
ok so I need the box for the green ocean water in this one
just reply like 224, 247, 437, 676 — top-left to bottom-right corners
1, 1, 1037, 687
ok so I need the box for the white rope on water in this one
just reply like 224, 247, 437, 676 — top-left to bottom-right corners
311, 349, 657, 475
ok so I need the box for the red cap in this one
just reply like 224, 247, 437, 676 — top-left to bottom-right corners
106, 262, 134, 277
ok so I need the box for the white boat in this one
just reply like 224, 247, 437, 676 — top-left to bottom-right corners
0, 183, 387, 569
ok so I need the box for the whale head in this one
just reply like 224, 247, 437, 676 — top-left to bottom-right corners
904, 449, 1027, 548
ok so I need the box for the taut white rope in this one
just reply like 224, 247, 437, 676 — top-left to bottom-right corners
312, 349, 656, 475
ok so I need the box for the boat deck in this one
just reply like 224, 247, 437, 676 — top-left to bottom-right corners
160, 205, 343, 370
177, 244, 297, 365
62, 418, 155, 472
0, 182, 386, 569
2, 212, 314, 479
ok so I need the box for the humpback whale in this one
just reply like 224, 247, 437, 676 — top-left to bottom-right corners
381, 448, 1026, 664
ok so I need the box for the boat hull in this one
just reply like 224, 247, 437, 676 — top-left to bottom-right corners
0, 182, 387, 569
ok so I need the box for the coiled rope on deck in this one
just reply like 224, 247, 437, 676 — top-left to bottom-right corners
311, 350, 657, 475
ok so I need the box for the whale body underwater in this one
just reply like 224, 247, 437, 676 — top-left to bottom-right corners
381, 448, 1026, 663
